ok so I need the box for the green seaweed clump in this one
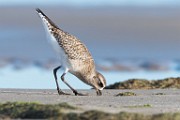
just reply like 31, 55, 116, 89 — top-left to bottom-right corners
65, 111, 180, 120
115, 92, 137, 96
0, 102, 180, 120
143, 104, 152, 107
64, 110, 148, 120
153, 93, 166, 95
0, 102, 75, 119
106, 77, 180, 89
126, 104, 152, 108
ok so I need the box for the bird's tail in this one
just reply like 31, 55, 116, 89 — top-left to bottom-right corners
36, 8, 59, 31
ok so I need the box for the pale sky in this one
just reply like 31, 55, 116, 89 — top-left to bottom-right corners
0, 0, 179, 6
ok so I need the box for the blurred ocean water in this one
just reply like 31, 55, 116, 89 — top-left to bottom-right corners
1, 6, 180, 61
0, 64, 180, 89
0, 1, 180, 89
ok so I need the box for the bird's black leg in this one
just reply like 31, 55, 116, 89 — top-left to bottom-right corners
61, 73, 88, 96
96, 89, 102, 96
53, 66, 70, 95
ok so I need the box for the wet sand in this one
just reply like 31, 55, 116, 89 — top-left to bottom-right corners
0, 89, 180, 114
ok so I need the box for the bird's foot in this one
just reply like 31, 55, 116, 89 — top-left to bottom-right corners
57, 88, 71, 95
73, 90, 88, 96
96, 90, 102, 96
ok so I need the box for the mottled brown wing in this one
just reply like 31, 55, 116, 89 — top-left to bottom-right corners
59, 33, 93, 61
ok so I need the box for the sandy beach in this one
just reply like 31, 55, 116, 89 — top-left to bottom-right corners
0, 88, 180, 115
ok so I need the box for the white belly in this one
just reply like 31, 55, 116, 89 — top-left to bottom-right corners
48, 35, 71, 70
42, 22, 71, 70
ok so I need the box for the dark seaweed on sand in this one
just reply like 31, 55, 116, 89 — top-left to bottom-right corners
105, 77, 180, 89
0, 102, 180, 119
0, 102, 75, 119
115, 92, 137, 96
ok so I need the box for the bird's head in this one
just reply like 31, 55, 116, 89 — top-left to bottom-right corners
91, 71, 106, 95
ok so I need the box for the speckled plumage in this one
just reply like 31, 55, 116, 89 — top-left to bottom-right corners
36, 8, 106, 96
51, 26, 93, 60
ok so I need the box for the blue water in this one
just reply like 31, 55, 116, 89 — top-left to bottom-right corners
0, 65, 179, 89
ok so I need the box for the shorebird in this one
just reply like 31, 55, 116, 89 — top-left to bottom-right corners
36, 8, 106, 96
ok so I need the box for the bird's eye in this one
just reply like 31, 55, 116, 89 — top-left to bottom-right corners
98, 81, 103, 87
